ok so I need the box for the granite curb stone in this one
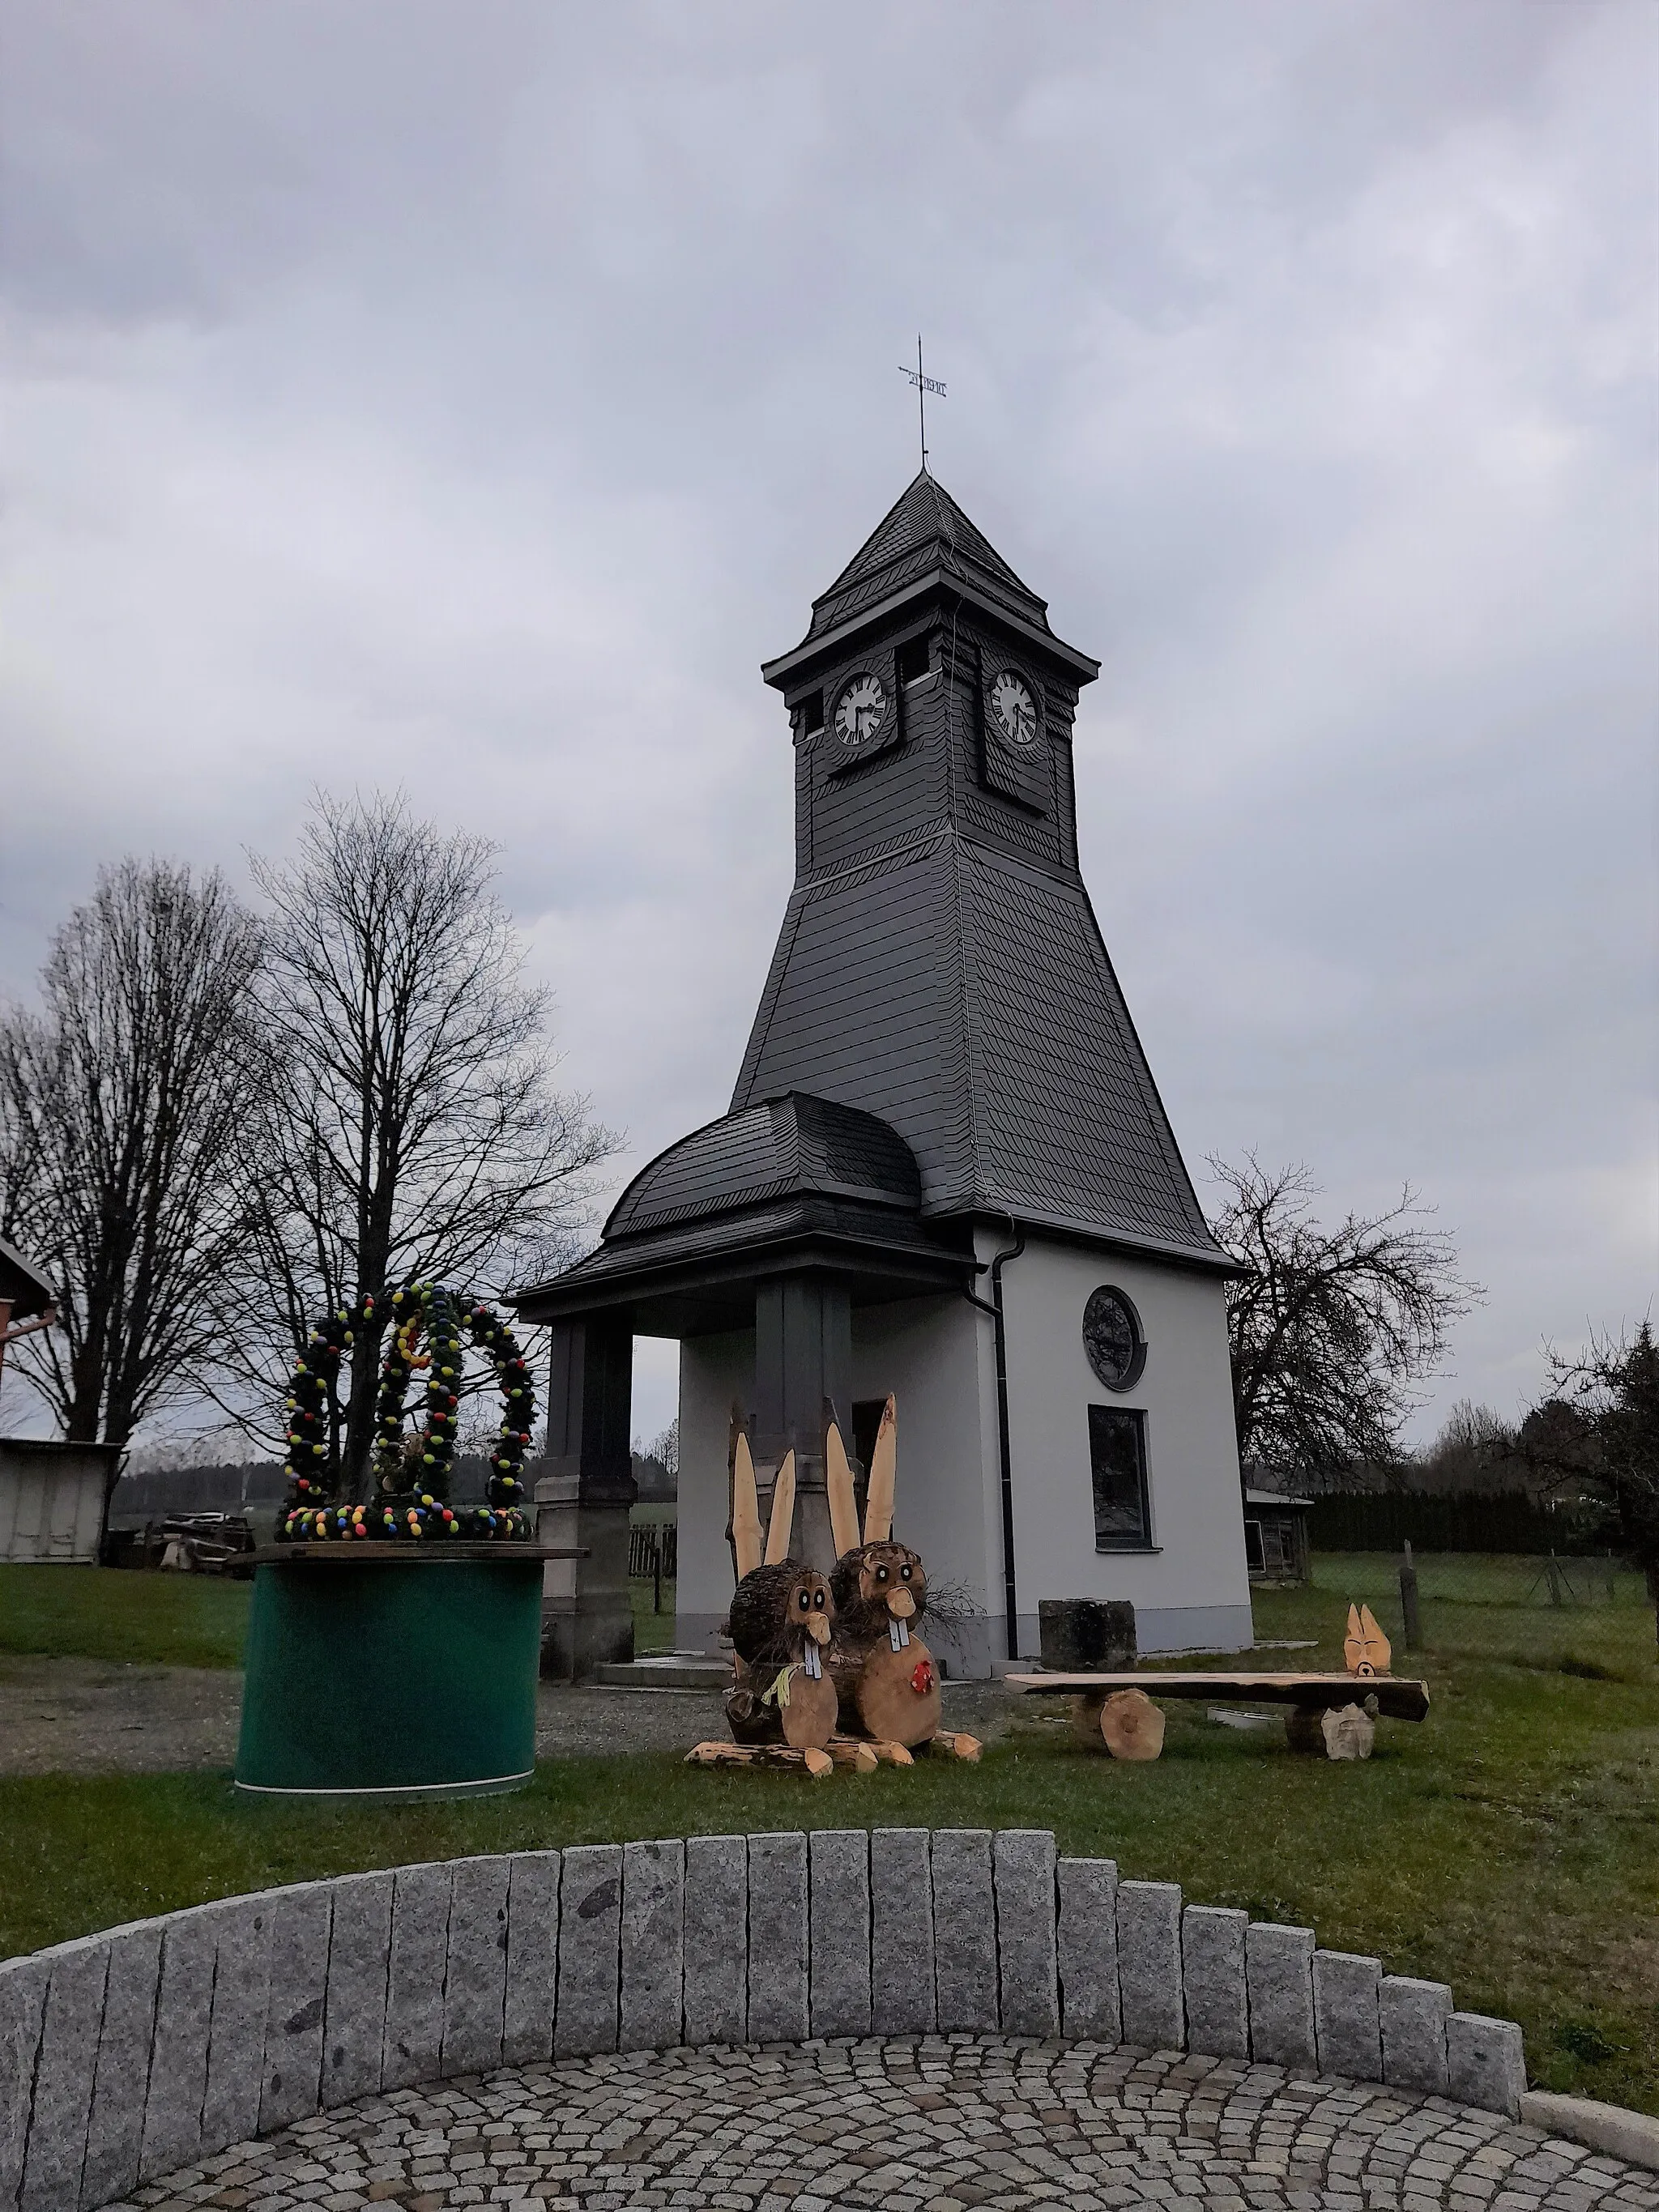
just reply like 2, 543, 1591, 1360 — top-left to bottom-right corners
1117, 1880, 1183, 2050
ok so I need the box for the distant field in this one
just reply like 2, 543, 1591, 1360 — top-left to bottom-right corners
1, 1549, 1653, 2113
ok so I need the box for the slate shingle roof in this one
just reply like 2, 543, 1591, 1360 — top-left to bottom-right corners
804, 470, 1056, 645
729, 829, 1226, 1265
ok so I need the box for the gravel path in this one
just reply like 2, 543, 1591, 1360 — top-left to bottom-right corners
113, 2037, 1657, 2210
0, 1660, 1012, 1774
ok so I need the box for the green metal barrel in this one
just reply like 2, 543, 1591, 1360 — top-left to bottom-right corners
235, 1548, 545, 1799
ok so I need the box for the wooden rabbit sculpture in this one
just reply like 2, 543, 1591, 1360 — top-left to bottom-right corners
722, 1436, 839, 1750
825, 1397, 944, 1749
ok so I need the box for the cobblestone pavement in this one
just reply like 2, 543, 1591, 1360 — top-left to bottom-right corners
116, 2036, 1657, 2210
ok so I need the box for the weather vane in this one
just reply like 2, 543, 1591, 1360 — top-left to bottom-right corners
898, 335, 946, 471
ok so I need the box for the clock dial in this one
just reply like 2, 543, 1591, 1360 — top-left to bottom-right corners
834, 672, 887, 748
991, 670, 1038, 748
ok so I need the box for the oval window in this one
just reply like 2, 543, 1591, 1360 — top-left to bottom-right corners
1082, 1285, 1146, 1392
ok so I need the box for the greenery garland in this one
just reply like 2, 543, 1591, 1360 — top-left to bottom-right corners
278, 1281, 536, 1542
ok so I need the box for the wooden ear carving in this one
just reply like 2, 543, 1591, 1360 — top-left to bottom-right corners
764, 1449, 797, 1566
1344, 1601, 1391, 1676
825, 1417, 860, 1558
863, 1393, 897, 1543
731, 1431, 763, 1581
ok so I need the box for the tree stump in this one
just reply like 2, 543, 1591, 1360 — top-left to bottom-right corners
725, 1660, 838, 1750
853, 1638, 942, 1746
1083, 1686, 1165, 1759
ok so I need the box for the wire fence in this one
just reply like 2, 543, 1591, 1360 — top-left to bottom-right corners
1308, 1549, 1642, 1609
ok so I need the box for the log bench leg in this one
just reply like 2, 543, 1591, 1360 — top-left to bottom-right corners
685, 1740, 834, 1778
1072, 1687, 1165, 1759
1286, 1704, 1375, 1759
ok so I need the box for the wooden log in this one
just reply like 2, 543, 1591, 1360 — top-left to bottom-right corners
1004, 1672, 1430, 1723
1070, 1693, 1108, 1748
928, 1730, 982, 1762
854, 1637, 942, 1747
1097, 1687, 1164, 1760
1286, 1707, 1324, 1755
726, 1660, 838, 1750
850, 1737, 915, 1767
684, 1740, 833, 1779
827, 1737, 880, 1772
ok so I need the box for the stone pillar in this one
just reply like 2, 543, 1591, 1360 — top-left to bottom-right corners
753, 1276, 850, 1572
536, 1319, 635, 1680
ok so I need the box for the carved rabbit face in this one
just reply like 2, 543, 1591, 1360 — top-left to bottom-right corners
834, 1540, 926, 1623
728, 1558, 835, 1667
785, 1566, 834, 1645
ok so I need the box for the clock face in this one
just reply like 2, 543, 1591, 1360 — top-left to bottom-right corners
990, 670, 1038, 748
834, 672, 887, 748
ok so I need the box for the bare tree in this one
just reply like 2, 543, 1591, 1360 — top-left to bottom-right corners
0, 862, 262, 1446
1209, 1153, 1482, 1485
1520, 1323, 1659, 1646
213, 791, 616, 1490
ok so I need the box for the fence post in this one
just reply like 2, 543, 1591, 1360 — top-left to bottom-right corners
1399, 1541, 1422, 1652
1546, 1552, 1565, 1607
653, 1534, 663, 1617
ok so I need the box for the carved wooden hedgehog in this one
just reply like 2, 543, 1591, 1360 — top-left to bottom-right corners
722, 1440, 838, 1750
823, 1398, 942, 1747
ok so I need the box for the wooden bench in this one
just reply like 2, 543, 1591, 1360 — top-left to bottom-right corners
1005, 1670, 1430, 1761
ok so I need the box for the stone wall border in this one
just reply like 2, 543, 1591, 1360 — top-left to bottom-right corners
0, 1827, 1609, 2210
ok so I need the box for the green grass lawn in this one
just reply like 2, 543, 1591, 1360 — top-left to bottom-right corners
1, 1554, 1653, 2114
0, 1561, 253, 1668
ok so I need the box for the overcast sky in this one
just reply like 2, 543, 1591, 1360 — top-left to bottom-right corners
3, 1, 1654, 1451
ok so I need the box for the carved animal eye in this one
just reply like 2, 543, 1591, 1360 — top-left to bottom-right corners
900, 1562, 912, 1579
812, 1588, 825, 1607
876, 1565, 889, 1582
797, 1589, 810, 1609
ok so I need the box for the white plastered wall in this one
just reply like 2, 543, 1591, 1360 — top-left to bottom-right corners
995, 1228, 1254, 1656
848, 1291, 1004, 1677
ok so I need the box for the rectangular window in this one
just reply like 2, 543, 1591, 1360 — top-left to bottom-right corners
1243, 1518, 1265, 1574
799, 688, 824, 735
1089, 1406, 1152, 1550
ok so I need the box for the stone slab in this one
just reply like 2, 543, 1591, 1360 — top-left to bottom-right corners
1057, 1857, 1120, 2043
81, 1921, 163, 2211
1447, 2010, 1525, 2117
1313, 1949, 1382, 2082
19, 1937, 107, 2212
258, 1882, 332, 2135
620, 1839, 684, 2054
992, 1830, 1058, 2036
932, 1830, 997, 2034
318, 1869, 393, 2108
382, 1863, 452, 2092
1117, 1881, 1183, 2052
1182, 1905, 1247, 2061
745, 1831, 808, 2044
555, 1845, 622, 2058
871, 1828, 935, 2036
200, 1896, 275, 2156
1380, 1975, 1452, 2096
808, 1831, 871, 2040
683, 1834, 746, 2048
1246, 1922, 1316, 2069
0, 1954, 48, 2212
502, 1851, 560, 2067
139, 1904, 218, 2182
443, 1856, 510, 2077
1520, 2089, 1659, 2174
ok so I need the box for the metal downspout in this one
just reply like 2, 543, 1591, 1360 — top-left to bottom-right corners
962, 1217, 1026, 1661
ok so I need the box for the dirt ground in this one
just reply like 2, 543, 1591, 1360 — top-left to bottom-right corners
0, 1656, 1013, 1775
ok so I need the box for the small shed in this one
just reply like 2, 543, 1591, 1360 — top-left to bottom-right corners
0, 1233, 121, 1564
1242, 1487, 1311, 1585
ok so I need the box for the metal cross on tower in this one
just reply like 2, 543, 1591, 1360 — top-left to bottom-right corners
898, 335, 946, 471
